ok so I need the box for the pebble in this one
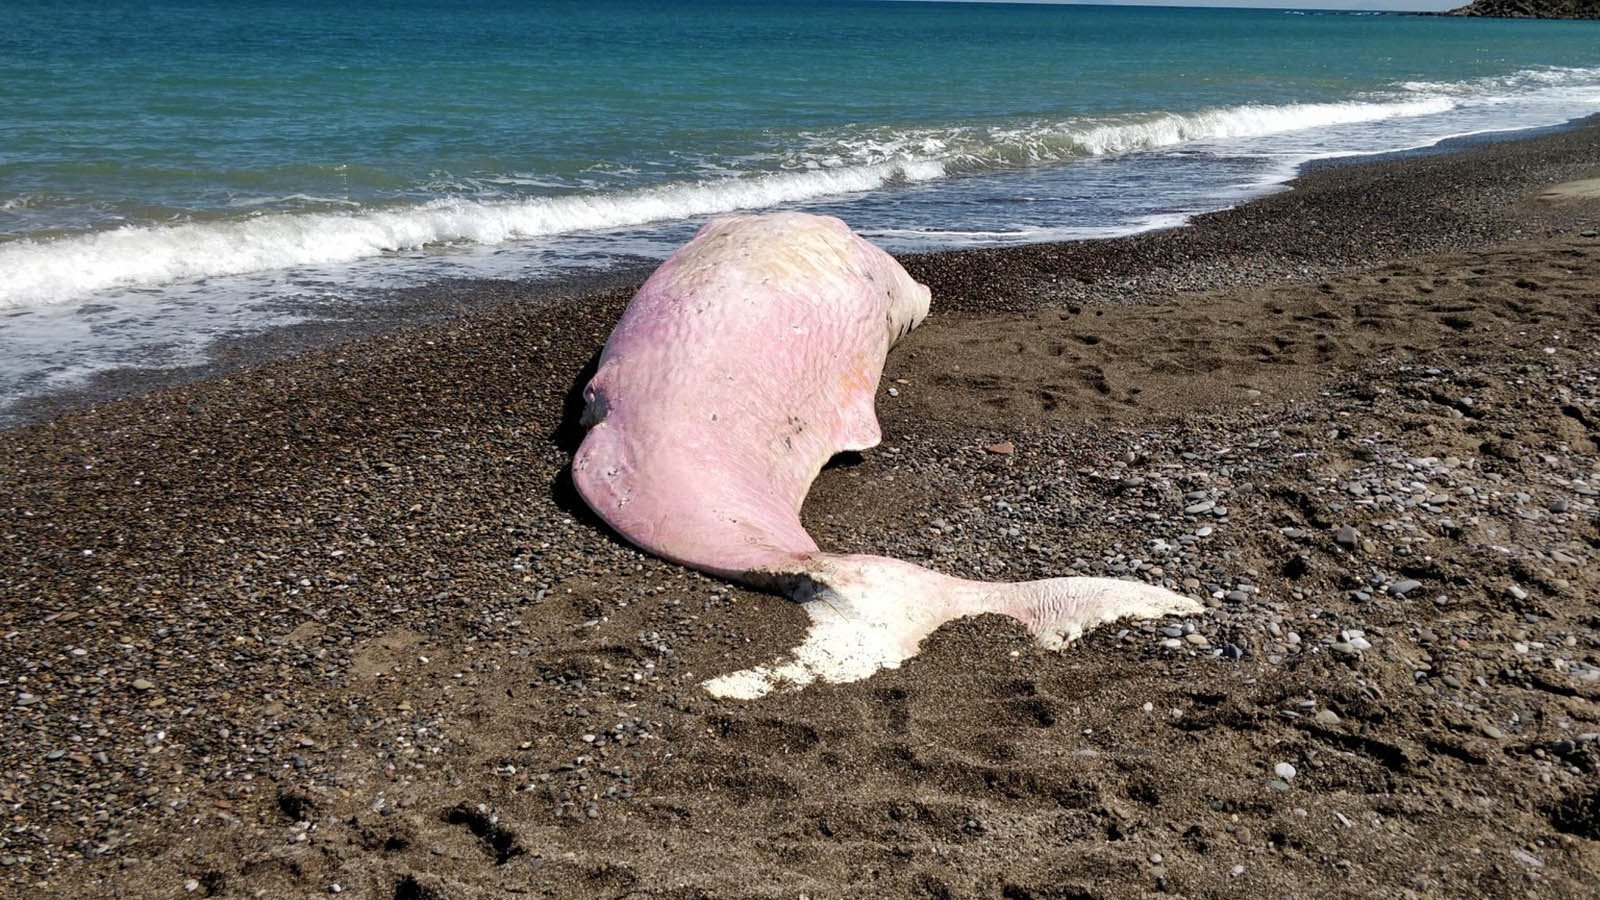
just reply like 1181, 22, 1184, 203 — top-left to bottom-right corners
1313, 709, 1341, 726
1274, 762, 1297, 780
1184, 500, 1215, 514
1481, 724, 1505, 740
1334, 524, 1360, 549
15, 693, 38, 706
1184, 633, 1210, 648
1388, 579, 1422, 597
1505, 584, 1528, 601
131, 678, 155, 691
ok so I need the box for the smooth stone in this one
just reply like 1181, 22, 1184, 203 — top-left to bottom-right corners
1274, 762, 1298, 780
1313, 709, 1341, 726
1334, 525, 1359, 549
1388, 579, 1422, 596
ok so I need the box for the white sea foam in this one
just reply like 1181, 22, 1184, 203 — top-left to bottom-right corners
0, 160, 945, 309
0, 80, 1575, 310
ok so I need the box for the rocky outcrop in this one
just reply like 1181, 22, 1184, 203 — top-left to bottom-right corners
1447, 0, 1600, 18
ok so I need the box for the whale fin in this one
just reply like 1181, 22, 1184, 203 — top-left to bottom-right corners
702, 554, 1203, 700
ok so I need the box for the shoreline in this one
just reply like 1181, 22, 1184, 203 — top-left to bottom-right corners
3, 119, 1600, 897
6, 113, 1600, 433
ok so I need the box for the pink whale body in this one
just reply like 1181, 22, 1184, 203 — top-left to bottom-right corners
572, 212, 1200, 698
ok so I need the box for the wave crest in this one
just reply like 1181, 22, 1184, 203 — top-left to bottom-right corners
0, 94, 1468, 309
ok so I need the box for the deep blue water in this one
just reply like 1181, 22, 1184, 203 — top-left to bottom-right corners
1, 0, 1598, 416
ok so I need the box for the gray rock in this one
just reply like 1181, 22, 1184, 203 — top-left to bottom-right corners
1388, 579, 1422, 597
1334, 525, 1360, 549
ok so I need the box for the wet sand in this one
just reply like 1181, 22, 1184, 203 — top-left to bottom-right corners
3, 122, 1600, 898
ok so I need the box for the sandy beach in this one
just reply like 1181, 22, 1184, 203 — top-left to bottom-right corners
4, 121, 1600, 899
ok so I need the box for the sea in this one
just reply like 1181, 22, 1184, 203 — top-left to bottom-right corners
3, 0, 1599, 424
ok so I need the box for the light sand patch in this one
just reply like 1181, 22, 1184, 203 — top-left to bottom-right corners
1537, 177, 1600, 201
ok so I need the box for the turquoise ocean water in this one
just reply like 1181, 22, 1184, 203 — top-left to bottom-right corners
2, 0, 1598, 418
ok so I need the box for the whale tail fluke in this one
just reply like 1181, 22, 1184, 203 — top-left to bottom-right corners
701, 554, 1204, 700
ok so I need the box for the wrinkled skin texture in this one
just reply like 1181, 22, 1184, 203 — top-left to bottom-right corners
575, 213, 928, 578
573, 213, 1199, 698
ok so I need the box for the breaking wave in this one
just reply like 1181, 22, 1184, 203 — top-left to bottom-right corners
0, 92, 1494, 309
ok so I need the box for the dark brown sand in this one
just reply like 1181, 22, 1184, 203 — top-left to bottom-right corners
4, 123, 1600, 899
